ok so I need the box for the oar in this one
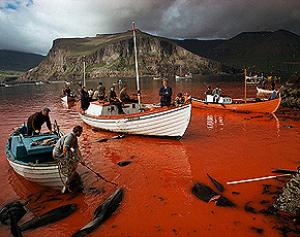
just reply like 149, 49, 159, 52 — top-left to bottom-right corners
271, 169, 297, 175
227, 174, 291, 185
93, 134, 125, 143
80, 162, 118, 186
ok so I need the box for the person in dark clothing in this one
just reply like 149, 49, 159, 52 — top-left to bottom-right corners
119, 84, 138, 103
27, 108, 52, 135
175, 93, 185, 106
109, 87, 124, 114
159, 79, 172, 107
205, 85, 212, 96
62, 82, 71, 96
80, 86, 90, 111
97, 82, 106, 100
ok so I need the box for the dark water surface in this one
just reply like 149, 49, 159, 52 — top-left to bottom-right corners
0, 77, 299, 237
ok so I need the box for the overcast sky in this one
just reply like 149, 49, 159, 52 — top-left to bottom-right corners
1, 0, 300, 55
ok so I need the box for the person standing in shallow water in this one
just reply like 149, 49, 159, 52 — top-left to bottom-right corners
159, 79, 172, 106
53, 126, 84, 193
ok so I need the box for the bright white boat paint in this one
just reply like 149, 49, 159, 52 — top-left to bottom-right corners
80, 103, 192, 138
7, 158, 63, 189
256, 87, 277, 94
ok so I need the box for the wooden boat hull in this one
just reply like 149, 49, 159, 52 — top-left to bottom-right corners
6, 148, 63, 189
80, 104, 192, 138
192, 97, 281, 114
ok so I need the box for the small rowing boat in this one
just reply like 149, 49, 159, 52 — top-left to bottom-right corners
192, 95, 281, 113
6, 126, 64, 189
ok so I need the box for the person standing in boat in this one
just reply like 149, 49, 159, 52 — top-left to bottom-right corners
62, 82, 71, 96
97, 81, 106, 100
80, 86, 90, 111
205, 85, 212, 96
159, 79, 172, 106
212, 86, 222, 103
119, 83, 137, 103
53, 126, 84, 193
109, 86, 124, 114
27, 108, 52, 135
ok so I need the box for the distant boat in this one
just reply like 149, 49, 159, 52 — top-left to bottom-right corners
6, 127, 64, 189
175, 73, 192, 81
175, 65, 192, 81
192, 69, 281, 114
35, 81, 44, 86
192, 96, 281, 114
80, 22, 192, 139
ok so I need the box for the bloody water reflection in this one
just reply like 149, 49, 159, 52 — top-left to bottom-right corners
0, 79, 299, 237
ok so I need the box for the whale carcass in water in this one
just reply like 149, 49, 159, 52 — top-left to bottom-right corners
20, 204, 77, 231
72, 188, 124, 237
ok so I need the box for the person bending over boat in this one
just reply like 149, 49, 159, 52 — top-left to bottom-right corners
159, 79, 172, 106
27, 108, 52, 135
53, 126, 84, 193
109, 86, 124, 114
97, 81, 106, 100
119, 84, 138, 103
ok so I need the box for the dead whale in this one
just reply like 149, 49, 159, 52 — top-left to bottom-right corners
117, 161, 132, 167
0, 201, 26, 225
20, 204, 77, 231
192, 183, 235, 207
72, 188, 124, 237
207, 173, 224, 193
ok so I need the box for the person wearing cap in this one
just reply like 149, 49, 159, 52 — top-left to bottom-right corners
27, 108, 52, 135
53, 126, 84, 193
159, 79, 172, 106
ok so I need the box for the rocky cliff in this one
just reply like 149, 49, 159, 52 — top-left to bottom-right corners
19, 30, 226, 81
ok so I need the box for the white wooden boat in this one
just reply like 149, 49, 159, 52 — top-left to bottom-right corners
6, 128, 64, 189
80, 102, 191, 138
256, 87, 277, 94
80, 22, 192, 139
175, 73, 192, 81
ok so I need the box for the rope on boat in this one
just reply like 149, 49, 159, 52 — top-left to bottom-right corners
56, 155, 79, 187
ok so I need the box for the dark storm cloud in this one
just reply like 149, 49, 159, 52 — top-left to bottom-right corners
0, 0, 299, 55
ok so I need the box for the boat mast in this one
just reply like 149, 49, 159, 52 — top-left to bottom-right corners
83, 61, 86, 87
132, 22, 141, 104
244, 68, 247, 102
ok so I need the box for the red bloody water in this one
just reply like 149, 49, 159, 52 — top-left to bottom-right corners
0, 78, 299, 237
